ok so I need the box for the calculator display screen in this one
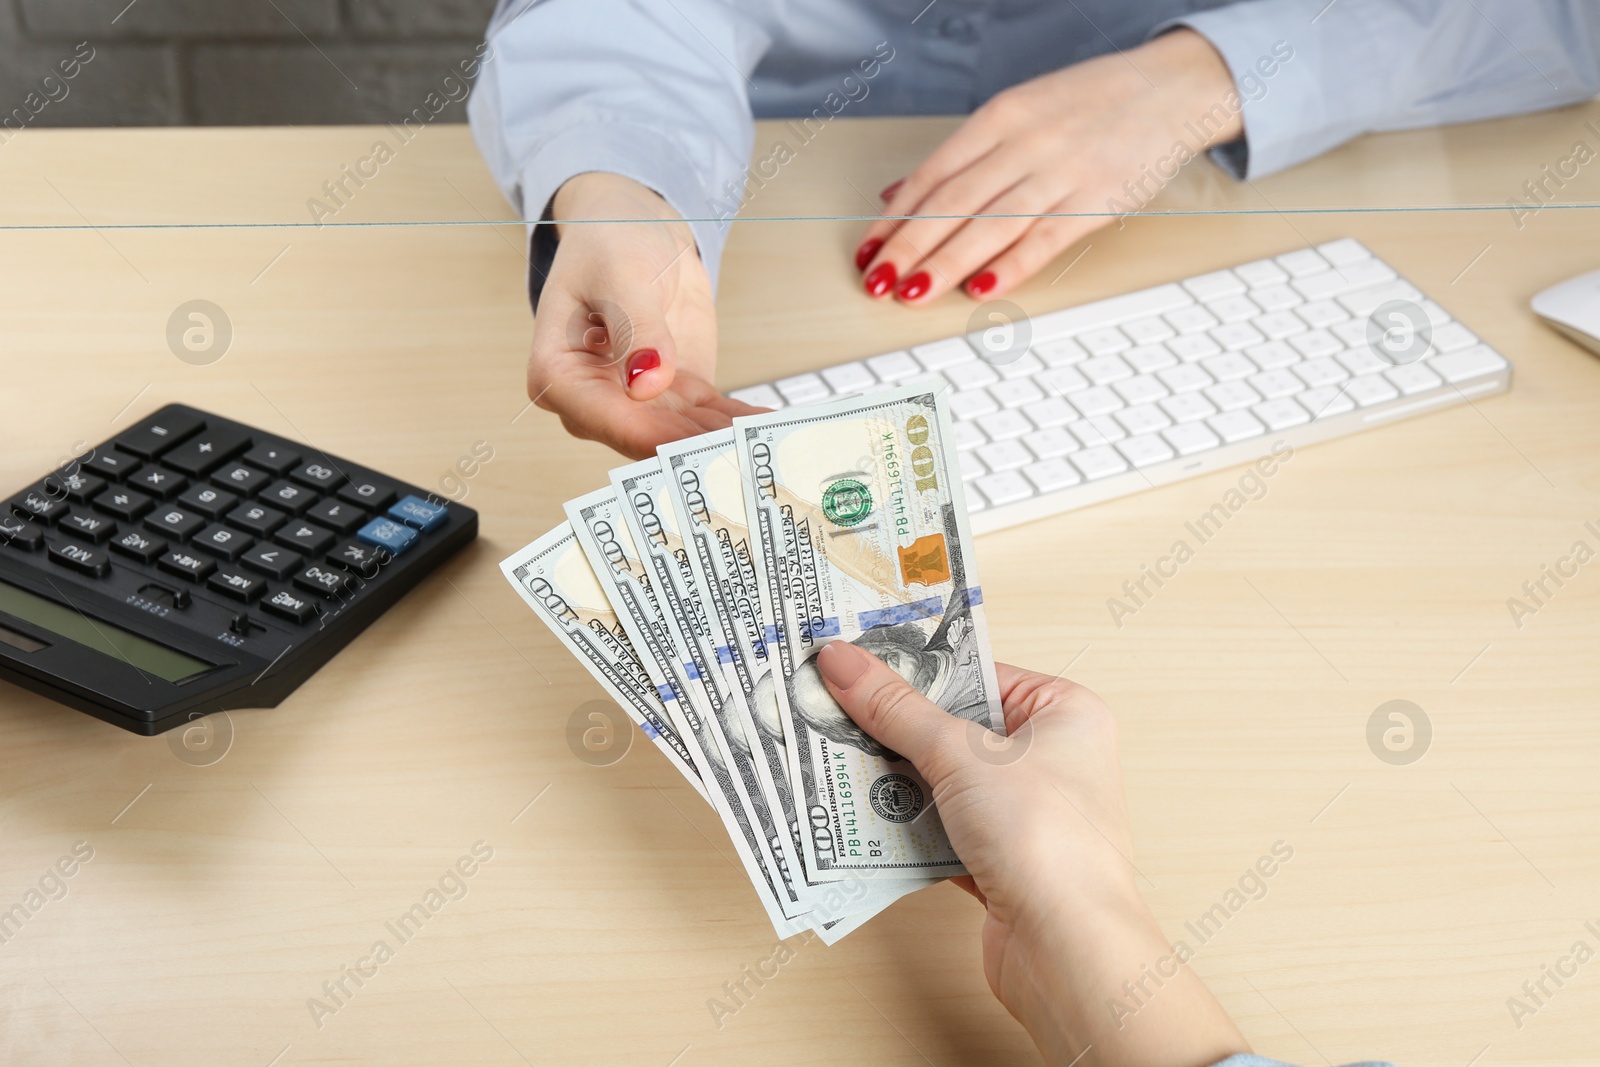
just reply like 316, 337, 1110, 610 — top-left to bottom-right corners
0, 580, 214, 684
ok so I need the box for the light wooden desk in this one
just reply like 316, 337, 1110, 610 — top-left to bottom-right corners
1, 106, 1598, 1067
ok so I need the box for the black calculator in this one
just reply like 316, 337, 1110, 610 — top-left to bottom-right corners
0, 404, 477, 735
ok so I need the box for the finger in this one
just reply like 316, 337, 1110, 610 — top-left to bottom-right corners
816, 642, 963, 773
585, 269, 681, 402
969, 196, 1109, 297
891, 181, 1053, 305
856, 123, 1004, 262
949, 875, 987, 905
542, 377, 698, 459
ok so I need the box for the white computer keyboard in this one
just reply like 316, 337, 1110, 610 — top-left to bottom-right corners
729, 239, 1513, 534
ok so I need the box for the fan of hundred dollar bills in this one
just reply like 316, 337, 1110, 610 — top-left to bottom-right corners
501, 384, 1004, 942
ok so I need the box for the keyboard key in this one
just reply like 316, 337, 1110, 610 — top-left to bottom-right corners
867, 351, 920, 382
146, 506, 205, 540
950, 421, 987, 451
1037, 366, 1089, 396
1336, 347, 1390, 376
115, 410, 203, 459
1235, 258, 1289, 287
1024, 426, 1079, 459
1068, 386, 1124, 418
157, 549, 215, 582
1080, 355, 1133, 385
1182, 270, 1246, 301
822, 361, 878, 392
83, 447, 142, 480
1345, 375, 1401, 407
977, 409, 1033, 442
61, 508, 115, 543
241, 543, 303, 579
729, 384, 783, 409
0, 516, 45, 552
945, 361, 999, 391
948, 389, 999, 420
958, 449, 987, 482
43, 469, 106, 503
1122, 316, 1175, 344
178, 483, 239, 519
1113, 374, 1168, 406
1207, 410, 1266, 443
1276, 248, 1330, 277
1165, 306, 1219, 334
911, 338, 975, 371
163, 424, 251, 476
262, 587, 319, 624
1316, 238, 1371, 266
1157, 364, 1212, 394
1022, 457, 1082, 493
1070, 446, 1128, 481
209, 567, 267, 601
289, 460, 344, 493
1428, 345, 1508, 384
1033, 338, 1087, 366
991, 378, 1044, 408
1293, 357, 1349, 389
1385, 362, 1443, 395
194, 523, 254, 560
1339, 279, 1422, 316
1078, 327, 1131, 356
1159, 392, 1218, 423
1244, 340, 1299, 369
1290, 270, 1350, 301
1201, 353, 1255, 382
227, 502, 287, 537
1028, 283, 1193, 340
977, 440, 1033, 472
356, 517, 419, 555
1022, 396, 1076, 429
328, 539, 391, 577
1289, 329, 1341, 360
261, 480, 316, 514
1114, 403, 1172, 436
1295, 299, 1348, 329
1162, 421, 1221, 455
1250, 284, 1302, 311
294, 563, 356, 600
1429, 322, 1478, 354
1208, 294, 1260, 323
305, 498, 367, 533
1333, 257, 1395, 288
994, 350, 1045, 380
776, 373, 829, 405
1125, 343, 1177, 373
94, 486, 153, 521
1331, 319, 1369, 348
1204, 381, 1262, 412
1210, 321, 1264, 351
1298, 386, 1356, 418
1167, 334, 1221, 362
211, 463, 271, 494
49, 539, 111, 577
11, 486, 68, 523
1117, 433, 1175, 468
241, 443, 301, 475
1069, 416, 1125, 447
1255, 311, 1307, 339
1251, 398, 1311, 431
129, 466, 188, 499
389, 495, 449, 532
275, 521, 336, 556
336, 476, 399, 511
109, 528, 166, 564
1249, 369, 1303, 399
974, 470, 1032, 506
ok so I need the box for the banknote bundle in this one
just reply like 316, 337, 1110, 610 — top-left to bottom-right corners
500, 384, 1005, 941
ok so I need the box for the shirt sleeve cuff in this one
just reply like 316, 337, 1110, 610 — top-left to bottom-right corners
513, 117, 731, 309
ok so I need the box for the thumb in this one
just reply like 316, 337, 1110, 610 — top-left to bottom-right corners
817, 641, 961, 774
584, 274, 678, 403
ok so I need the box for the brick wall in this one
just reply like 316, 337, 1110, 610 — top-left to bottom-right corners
0, 0, 498, 128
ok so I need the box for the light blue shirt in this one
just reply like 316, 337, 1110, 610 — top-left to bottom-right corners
467, 0, 1600, 295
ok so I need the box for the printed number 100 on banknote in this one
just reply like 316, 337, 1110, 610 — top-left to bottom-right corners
736, 384, 1004, 880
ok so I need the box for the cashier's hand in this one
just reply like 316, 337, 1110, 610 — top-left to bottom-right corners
530, 172, 763, 460
855, 28, 1241, 305
817, 643, 1249, 1067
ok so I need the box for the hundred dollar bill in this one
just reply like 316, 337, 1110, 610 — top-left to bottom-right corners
610, 458, 805, 921
565, 487, 806, 937
735, 384, 1003, 880
499, 523, 705, 801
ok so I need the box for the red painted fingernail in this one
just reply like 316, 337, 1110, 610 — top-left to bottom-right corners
625, 348, 660, 388
879, 179, 903, 201
966, 270, 997, 298
896, 270, 931, 301
854, 237, 884, 272
863, 262, 898, 298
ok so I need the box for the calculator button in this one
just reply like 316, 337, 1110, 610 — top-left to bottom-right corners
207, 568, 266, 602
304, 498, 365, 533
388, 495, 448, 532
94, 487, 153, 521
356, 517, 418, 555
193, 523, 254, 560
83, 448, 143, 479
260, 480, 316, 514
43, 469, 106, 503
48, 539, 111, 577
294, 563, 355, 600
240, 543, 303, 579
262, 588, 318, 624
11, 487, 68, 523
337, 476, 398, 510
210, 463, 271, 495
158, 550, 215, 582
242, 443, 300, 476
274, 521, 335, 556
162, 425, 251, 476
129, 466, 189, 500
328, 539, 390, 577
61, 508, 116, 543
110, 529, 167, 564
177, 483, 240, 519
290, 461, 345, 492
226, 502, 286, 538
146, 506, 206, 540
115, 410, 204, 459
0, 516, 45, 552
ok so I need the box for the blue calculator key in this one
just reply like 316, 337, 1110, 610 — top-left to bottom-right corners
388, 495, 448, 532
357, 517, 418, 555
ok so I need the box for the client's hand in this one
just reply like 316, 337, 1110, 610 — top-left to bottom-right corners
817, 643, 1249, 1067
530, 172, 763, 459
855, 28, 1241, 305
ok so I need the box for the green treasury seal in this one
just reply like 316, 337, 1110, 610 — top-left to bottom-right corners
821, 478, 873, 527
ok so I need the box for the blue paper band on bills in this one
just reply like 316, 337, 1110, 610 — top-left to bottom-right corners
656, 684, 675, 703
764, 625, 779, 646
716, 646, 734, 663
685, 661, 701, 680
858, 586, 983, 631
804, 617, 842, 639
642, 721, 660, 739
